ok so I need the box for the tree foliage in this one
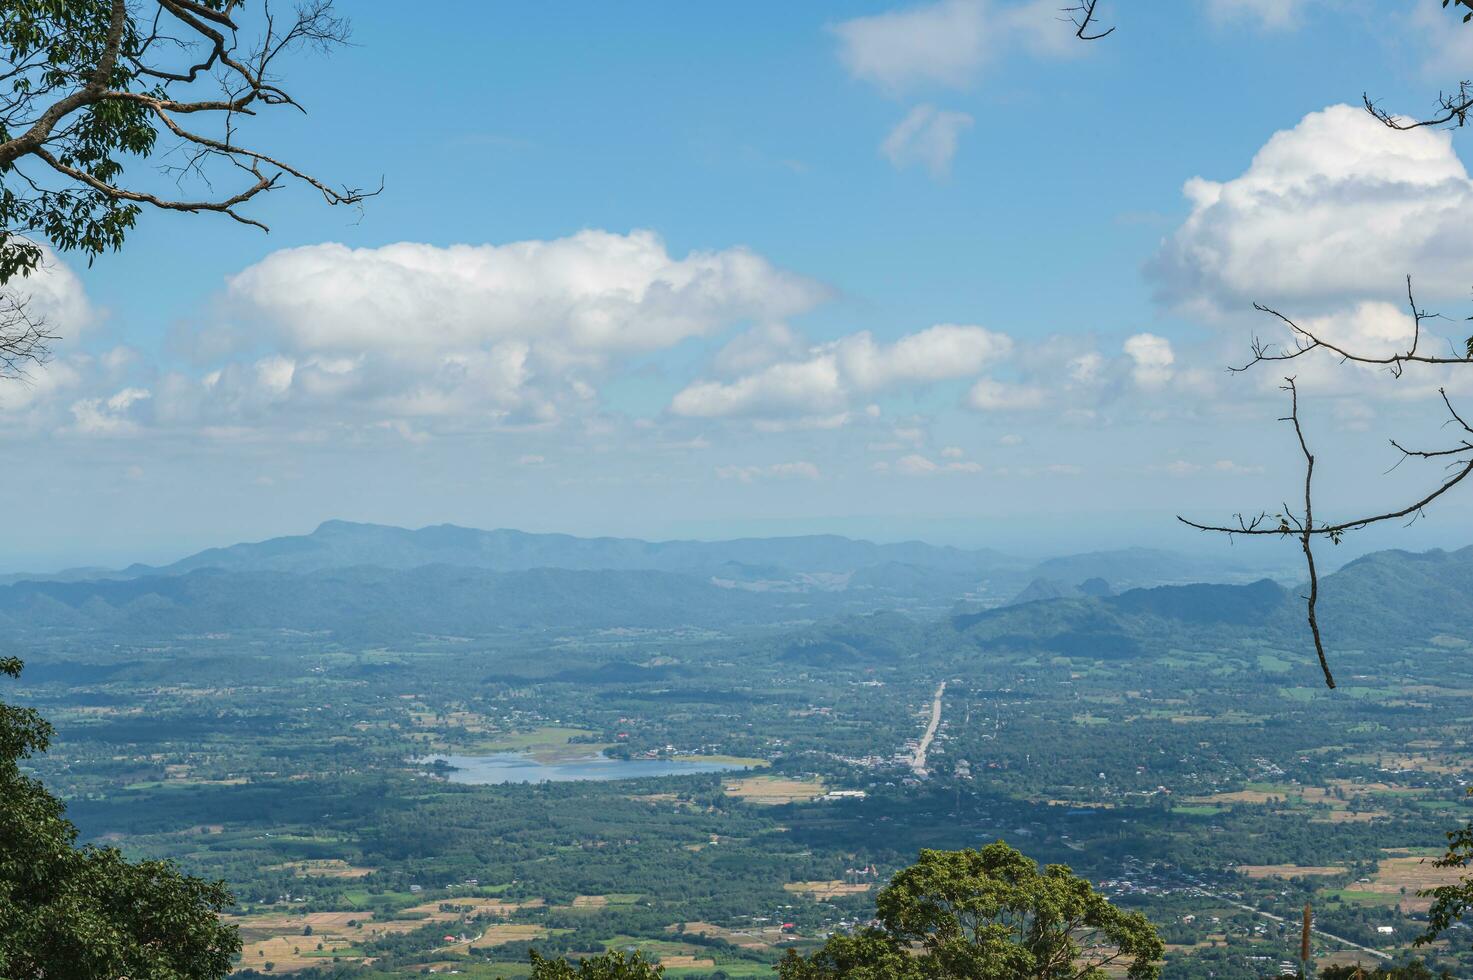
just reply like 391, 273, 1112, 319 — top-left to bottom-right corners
1413, 789, 1473, 947
0, 657, 241, 979
0, 0, 371, 285
777, 842, 1164, 980
528, 948, 664, 979
1321, 962, 1453, 980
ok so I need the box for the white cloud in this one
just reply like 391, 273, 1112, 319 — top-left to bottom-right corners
106, 230, 832, 438
712, 322, 807, 376
839, 324, 1011, 388
940, 445, 964, 458
7, 247, 97, 337
1123, 333, 1175, 388
832, 0, 1079, 91
966, 377, 1047, 411
832, 0, 990, 90
881, 105, 974, 177
715, 460, 821, 483
1245, 301, 1462, 401
228, 231, 823, 358
1152, 104, 1473, 314
1067, 351, 1105, 384
1203, 0, 1305, 31
672, 357, 845, 420
70, 386, 151, 436
673, 323, 1011, 421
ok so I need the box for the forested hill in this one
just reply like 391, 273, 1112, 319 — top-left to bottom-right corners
0, 542, 1465, 650
949, 545, 1473, 660
0, 566, 804, 639
2, 520, 1292, 602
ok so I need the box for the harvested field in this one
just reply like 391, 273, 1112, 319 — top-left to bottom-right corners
231, 897, 546, 972
723, 774, 826, 804
476, 923, 549, 944
1311, 810, 1388, 824
1237, 864, 1347, 879
784, 880, 873, 899
661, 955, 717, 968
1360, 854, 1468, 913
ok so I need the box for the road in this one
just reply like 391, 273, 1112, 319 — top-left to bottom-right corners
909, 681, 946, 775
1200, 890, 1392, 963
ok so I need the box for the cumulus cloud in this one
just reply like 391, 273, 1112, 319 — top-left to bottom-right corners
8, 247, 98, 337
672, 324, 1011, 421
228, 230, 823, 358
831, 0, 1078, 91
711, 322, 809, 376
841, 324, 1011, 387
1123, 333, 1175, 388
1152, 104, 1473, 315
1243, 301, 1464, 402
960, 330, 1221, 420
881, 105, 974, 177
130, 230, 830, 435
672, 357, 845, 420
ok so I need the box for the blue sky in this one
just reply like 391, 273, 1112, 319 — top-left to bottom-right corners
7, 0, 1473, 569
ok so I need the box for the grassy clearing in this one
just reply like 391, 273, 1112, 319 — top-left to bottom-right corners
1170, 804, 1222, 816
267, 859, 376, 879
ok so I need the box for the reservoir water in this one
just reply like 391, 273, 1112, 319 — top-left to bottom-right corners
418, 751, 744, 785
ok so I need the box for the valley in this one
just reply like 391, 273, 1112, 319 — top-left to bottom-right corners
6, 524, 1473, 978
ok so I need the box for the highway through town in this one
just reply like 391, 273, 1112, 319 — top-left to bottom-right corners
909, 681, 946, 775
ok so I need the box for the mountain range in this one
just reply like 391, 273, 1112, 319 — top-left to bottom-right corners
0, 519, 1380, 644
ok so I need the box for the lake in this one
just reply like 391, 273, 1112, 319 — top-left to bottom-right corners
417, 751, 744, 785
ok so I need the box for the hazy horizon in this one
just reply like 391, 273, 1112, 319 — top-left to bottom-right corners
9, 510, 1461, 580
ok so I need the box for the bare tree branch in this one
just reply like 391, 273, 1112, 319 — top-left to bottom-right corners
1363, 3, 1473, 128
0, 0, 377, 283
1230, 278, 1467, 377
1181, 356, 1473, 689
1064, 1, 1115, 40
0, 294, 56, 381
